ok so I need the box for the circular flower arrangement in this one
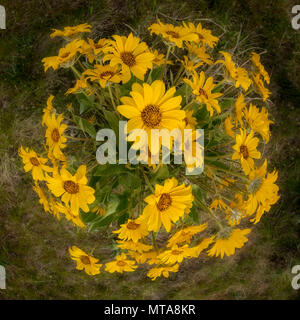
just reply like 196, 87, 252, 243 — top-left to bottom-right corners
19, 21, 280, 280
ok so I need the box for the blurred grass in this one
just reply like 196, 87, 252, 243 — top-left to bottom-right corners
0, 0, 299, 299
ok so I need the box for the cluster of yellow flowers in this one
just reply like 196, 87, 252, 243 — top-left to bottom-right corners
19, 20, 279, 280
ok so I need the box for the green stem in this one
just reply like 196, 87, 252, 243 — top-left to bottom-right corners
141, 167, 155, 193
152, 232, 159, 251
160, 46, 171, 80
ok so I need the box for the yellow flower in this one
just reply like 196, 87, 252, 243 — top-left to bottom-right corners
65, 78, 88, 95
81, 38, 109, 63
226, 194, 247, 226
167, 223, 207, 247
189, 237, 215, 258
50, 23, 91, 39
69, 246, 102, 276
103, 33, 154, 83
251, 72, 271, 101
83, 64, 124, 88
158, 244, 192, 264
207, 228, 251, 258
49, 198, 61, 220
183, 110, 197, 130
129, 250, 158, 265
92, 206, 106, 216
181, 56, 203, 73
42, 95, 54, 126
184, 71, 222, 116
150, 49, 168, 66
56, 202, 86, 228
46, 165, 95, 214
186, 43, 213, 65
232, 129, 261, 175
245, 160, 279, 222
243, 104, 273, 143
32, 182, 50, 213
42, 39, 84, 71
116, 240, 152, 253
147, 264, 179, 281
251, 52, 270, 84
117, 80, 185, 152
182, 22, 219, 48
113, 218, 149, 243
149, 19, 198, 48
45, 113, 67, 161
19, 146, 52, 181
141, 178, 194, 232
234, 93, 246, 126
216, 51, 252, 91
224, 115, 234, 138
210, 199, 229, 212
105, 253, 137, 273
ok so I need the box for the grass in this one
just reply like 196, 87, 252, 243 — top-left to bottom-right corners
0, 0, 299, 299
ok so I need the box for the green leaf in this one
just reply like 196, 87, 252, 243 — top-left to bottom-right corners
74, 115, 96, 138
119, 172, 141, 189
93, 164, 128, 176
103, 110, 119, 135
190, 205, 199, 223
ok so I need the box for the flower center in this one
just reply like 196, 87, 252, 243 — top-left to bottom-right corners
100, 71, 115, 79
198, 88, 208, 99
80, 255, 90, 265
240, 145, 249, 159
141, 105, 162, 128
171, 249, 182, 255
117, 260, 127, 267
120, 51, 136, 67
30, 157, 40, 166
95, 43, 104, 49
60, 52, 71, 59
63, 180, 79, 194
51, 128, 60, 142
166, 30, 180, 39
157, 193, 172, 211
127, 221, 140, 230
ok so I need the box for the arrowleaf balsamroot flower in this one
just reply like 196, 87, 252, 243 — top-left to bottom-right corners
207, 228, 251, 258
147, 264, 179, 281
141, 178, 194, 232
113, 218, 149, 243
50, 23, 91, 39
251, 52, 270, 84
232, 129, 261, 175
105, 253, 137, 273
69, 246, 102, 276
46, 165, 95, 215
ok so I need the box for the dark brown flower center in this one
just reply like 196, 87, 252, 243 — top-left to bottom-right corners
127, 221, 140, 230
166, 31, 180, 39
117, 260, 127, 267
198, 88, 208, 99
157, 193, 172, 211
141, 104, 162, 128
51, 128, 60, 142
80, 255, 90, 265
171, 249, 182, 255
120, 51, 136, 67
30, 157, 40, 166
240, 145, 249, 159
63, 180, 79, 194
100, 71, 115, 79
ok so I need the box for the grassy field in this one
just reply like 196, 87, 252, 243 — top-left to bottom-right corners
0, 0, 299, 299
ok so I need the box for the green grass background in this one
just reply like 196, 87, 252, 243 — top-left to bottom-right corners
0, 0, 299, 299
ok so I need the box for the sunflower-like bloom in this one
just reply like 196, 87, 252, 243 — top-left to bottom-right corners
103, 33, 154, 83
55, 202, 86, 228
189, 237, 215, 258
207, 228, 251, 258
42, 39, 84, 71
113, 218, 149, 243
183, 110, 197, 129
181, 56, 203, 73
150, 49, 167, 66
46, 165, 95, 214
117, 80, 185, 152
44, 113, 67, 161
141, 178, 194, 232
252, 72, 271, 101
33, 182, 50, 213
116, 240, 153, 253
234, 93, 246, 126
147, 264, 179, 281
216, 51, 252, 91
42, 95, 54, 126
167, 223, 207, 247
69, 246, 102, 276
210, 199, 229, 212
245, 160, 279, 223
243, 104, 273, 143
128, 250, 159, 265
186, 43, 213, 65
251, 52, 270, 84
81, 38, 109, 63
232, 129, 261, 175
50, 23, 91, 39
182, 22, 219, 48
226, 194, 247, 226
19, 146, 52, 181
83, 64, 125, 88
105, 253, 137, 273
224, 115, 234, 138
184, 71, 222, 116
158, 244, 193, 264
149, 19, 197, 48
65, 78, 88, 95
